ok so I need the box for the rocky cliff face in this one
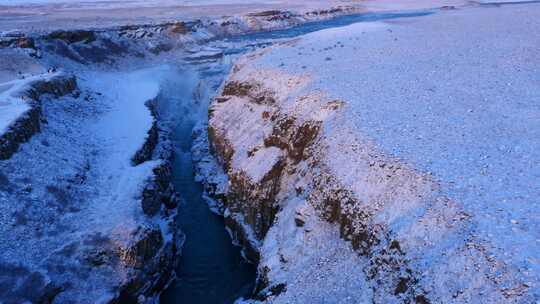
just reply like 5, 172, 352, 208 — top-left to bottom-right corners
203, 46, 534, 303
0, 73, 77, 160
112, 96, 183, 304
0, 72, 182, 303
1, 5, 367, 303
15, 5, 361, 67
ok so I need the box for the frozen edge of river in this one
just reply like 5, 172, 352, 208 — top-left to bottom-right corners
0, 4, 376, 303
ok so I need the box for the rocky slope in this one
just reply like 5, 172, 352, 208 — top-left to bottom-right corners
201, 4, 540, 303
0, 72, 76, 160
0, 67, 183, 303
0, 32, 184, 302
3, 1, 537, 302
0, 4, 366, 303
1, 5, 361, 63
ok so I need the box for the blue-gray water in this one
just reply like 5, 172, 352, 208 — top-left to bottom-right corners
160, 10, 435, 304
160, 136, 255, 303
159, 65, 256, 304
225, 11, 432, 43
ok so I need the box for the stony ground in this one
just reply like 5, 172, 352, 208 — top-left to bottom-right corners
1, 0, 518, 32
0, 1, 372, 302
206, 2, 540, 303
0, 66, 181, 303
0, 0, 360, 32
1, 0, 538, 303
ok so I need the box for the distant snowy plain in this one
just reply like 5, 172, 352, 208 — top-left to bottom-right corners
0, 0, 280, 5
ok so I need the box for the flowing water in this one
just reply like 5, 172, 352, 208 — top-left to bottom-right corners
159, 10, 434, 304
158, 65, 256, 304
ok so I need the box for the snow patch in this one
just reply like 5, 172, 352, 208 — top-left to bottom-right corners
0, 72, 58, 135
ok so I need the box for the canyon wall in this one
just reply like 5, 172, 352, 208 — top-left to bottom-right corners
0, 74, 76, 160
202, 40, 537, 302
1, 6, 362, 302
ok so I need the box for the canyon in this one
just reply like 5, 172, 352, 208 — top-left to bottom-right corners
0, 0, 539, 303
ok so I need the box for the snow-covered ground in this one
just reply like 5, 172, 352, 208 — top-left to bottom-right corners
0, 1, 381, 301
0, 72, 70, 134
255, 3, 540, 281
252, 197, 374, 303
76, 67, 166, 240
206, 2, 540, 303
1, 0, 539, 303
0, 65, 179, 303
0, 0, 361, 32
0, 76, 34, 134
1, 0, 536, 33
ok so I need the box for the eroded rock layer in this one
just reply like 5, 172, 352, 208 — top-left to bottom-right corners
0, 5, 362, 303
0, 74, 77, 160
204, 33, 538, 302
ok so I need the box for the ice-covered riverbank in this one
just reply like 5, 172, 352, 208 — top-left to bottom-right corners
205, 2, 540, 303
1, 0, 539, 303
0, 66, 183, 303
0, 2, 364, 302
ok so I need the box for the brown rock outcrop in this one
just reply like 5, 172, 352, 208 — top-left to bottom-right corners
206, 65, 436, 302
0, 74, 78, 160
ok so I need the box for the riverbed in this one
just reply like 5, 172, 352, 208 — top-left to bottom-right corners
156, 9, 436, 304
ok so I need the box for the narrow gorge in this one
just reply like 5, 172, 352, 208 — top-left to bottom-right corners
0, 1, 538, 303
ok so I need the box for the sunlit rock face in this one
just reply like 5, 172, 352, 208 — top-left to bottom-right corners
206, 65, 426, 302
205, 4, 540, 302
2, 1, 539, 303
0, 74, 77, 160
0, 3, 365, 303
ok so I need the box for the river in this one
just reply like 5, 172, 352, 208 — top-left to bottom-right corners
159, 10, 433, 304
